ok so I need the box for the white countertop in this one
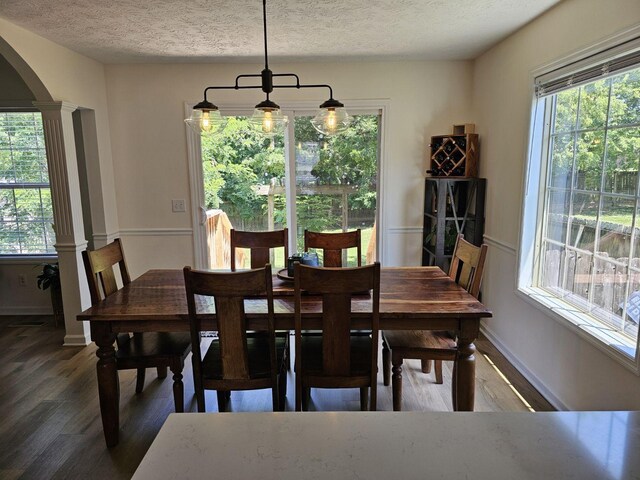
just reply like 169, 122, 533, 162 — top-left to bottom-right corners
133, 411, 640, 480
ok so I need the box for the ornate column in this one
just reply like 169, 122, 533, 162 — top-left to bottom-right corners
34, 101, 92, 346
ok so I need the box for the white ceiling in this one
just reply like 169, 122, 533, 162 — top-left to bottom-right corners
0, 0, 562, 64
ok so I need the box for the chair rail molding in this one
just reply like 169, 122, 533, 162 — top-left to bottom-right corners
387, 227, 423, 234
483, 234, 517, 256
119, 228, 194, 236
92, 232, 120, 248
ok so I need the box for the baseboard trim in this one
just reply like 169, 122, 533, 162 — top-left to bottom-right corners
480, 324, 568, 411
0, 306, 52, 315
63, 333, 91, 347
0, 256, 57, 266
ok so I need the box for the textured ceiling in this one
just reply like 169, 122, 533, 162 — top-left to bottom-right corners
0, 0, 562, 63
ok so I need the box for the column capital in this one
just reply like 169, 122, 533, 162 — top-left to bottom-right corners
33, 101, 78, 113
54, 241, 89, 253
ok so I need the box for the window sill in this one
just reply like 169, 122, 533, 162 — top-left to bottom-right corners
0, 255, 58, 266
516, 286, 639, 374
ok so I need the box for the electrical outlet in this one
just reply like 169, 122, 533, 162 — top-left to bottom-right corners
172, 199, 186, 213
18, 274, 27, 287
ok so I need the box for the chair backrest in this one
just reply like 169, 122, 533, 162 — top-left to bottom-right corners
448, 234, 488, 298
82, 238, 131, 305
230, 228, 288, 271
303, 229, 361, 267
294, 262, 380, 394
183, 265, 276, 384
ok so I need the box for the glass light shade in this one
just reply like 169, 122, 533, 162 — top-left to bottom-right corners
248, 108, 288, 136
184, 109, 226, 135
311, 107, 352, 136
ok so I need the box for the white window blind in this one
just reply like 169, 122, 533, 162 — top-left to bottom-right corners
535, 36, 640, 98
0, 112, 56, 255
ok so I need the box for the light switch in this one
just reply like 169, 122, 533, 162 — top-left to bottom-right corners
172, 199, 186, 213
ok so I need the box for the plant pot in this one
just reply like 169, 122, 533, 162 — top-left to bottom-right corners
50, 285, 64, 327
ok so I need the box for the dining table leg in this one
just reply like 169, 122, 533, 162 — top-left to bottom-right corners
454, 319, 480, 411
91, 322, 120, 447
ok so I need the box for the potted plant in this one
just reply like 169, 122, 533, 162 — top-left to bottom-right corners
37, 262, 64, 327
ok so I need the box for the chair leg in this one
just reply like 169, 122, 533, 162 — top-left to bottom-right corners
195, 386, 205, 413
302, 387, 311, 411
192, 357, 206, 412
169, 363, 184, 412
278, 371, 287, 412
217, 391, 229, 412
451, 361, 458, 411
135, 368, 146, 394
382, 338, 390, 387
421, 360, 431, 374
370, 383, 377, 412
360, 387, 368, 411
391, 360, 403, 411
156, 365, 168, 379
434, 360, 443, 384
295, 374, 302, 412
272, 382, 279, 412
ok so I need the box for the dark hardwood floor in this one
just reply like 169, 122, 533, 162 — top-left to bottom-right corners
0, 315, 553, 479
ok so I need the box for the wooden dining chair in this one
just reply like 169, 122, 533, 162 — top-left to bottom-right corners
184, 264, 288, 412
381, 234, 488, 411
303, 229, 366, 341
304, 229, 362, 267
230, 228, 291, 369
82, 239, 192, 412
230, 228, 288, 271
294, 262, 380, 411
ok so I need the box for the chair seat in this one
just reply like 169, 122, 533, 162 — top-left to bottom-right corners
202, 335, 288, 380
383, 330, 456, 353
300, 334, 372, 375
115, 332, 192, 361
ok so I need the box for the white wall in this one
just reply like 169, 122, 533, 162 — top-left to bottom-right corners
473, 0, 640, 409
0, 261, 52, 314
104, 60, 474, 276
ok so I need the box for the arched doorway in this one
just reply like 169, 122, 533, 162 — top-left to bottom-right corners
0, 35, 94, 345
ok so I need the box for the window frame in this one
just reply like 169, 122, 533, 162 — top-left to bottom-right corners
185, 99, 390, 270
518, 27, 640, 373
0, 110, 56, 257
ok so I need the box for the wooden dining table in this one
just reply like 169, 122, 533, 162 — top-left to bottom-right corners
77, 266, 492, 447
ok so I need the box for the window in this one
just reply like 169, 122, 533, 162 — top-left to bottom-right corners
0, 112, 56, 255
521, 42, 640, 361
292, 114, 378, 261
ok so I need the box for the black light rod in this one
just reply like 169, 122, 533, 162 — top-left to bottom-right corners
273, 83, 335, 98
263, 0, 269, 70
203, 85, 264, 101
203, 83, 335, 100
235, 73, 262, 84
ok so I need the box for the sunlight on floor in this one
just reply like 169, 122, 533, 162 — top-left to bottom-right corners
483, 353, 535, 412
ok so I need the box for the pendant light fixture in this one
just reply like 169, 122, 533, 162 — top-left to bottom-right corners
185, 0, 351, 137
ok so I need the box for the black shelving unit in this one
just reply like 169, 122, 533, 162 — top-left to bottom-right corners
421, 177, 486, 271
